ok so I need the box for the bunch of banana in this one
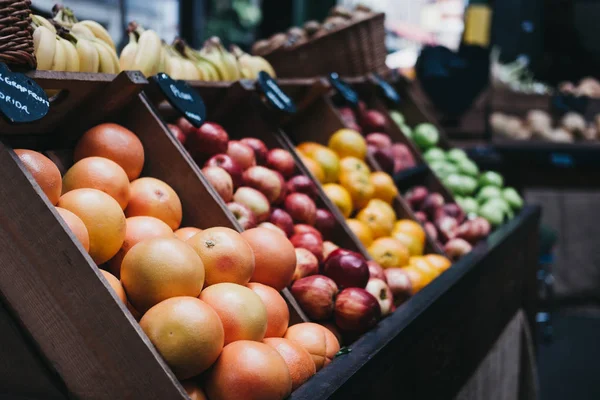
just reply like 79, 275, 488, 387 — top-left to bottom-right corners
198, 37, 241, 81
230, 45, 276, 79
118, 22, 162, 77
172, 38, 219, 81
52, 5, 116, 50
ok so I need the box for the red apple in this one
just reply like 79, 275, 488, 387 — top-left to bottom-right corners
391, 143, 416, 168
266, 148, 296, 179
291, 275, 338, 320
227, 140, 256, 170
442, 203, 465, 224
314, 209, 336, 239
334, 288, 381, 333
424, 222, 438, 241
186, 122, 229, 161
367, 261, 386, 282
233, 187, 270, 223
202, 166, 233, 202
258, 222, 286, 236
167, 123, 186, 144
360, 110, 386, 133
294, 224, 322, 240
414, 211, 427, 224
445, 238, 473, 261
435, 215, 458, 243
323, 251, 369, 289
338, 107, 357, 124
422, 193, 445, 219
284, 193, 317, 225
405, 186, 429, 210
293, 248, 320, 281
290, 232, 324, 263
240, 137, 268, 165
269, 208, 294, 237
384, 268, 412, 305
365, 278, 393, 316
205, 154, 242, 187
226, 202, 257, 230
322, 241, 339, 260
324, 248, 364, 264
366, 133, 392, 150
242, 166, 285, 204
286, 175, 319, 200
372, 148, 395, 175
175, 116, 195, 137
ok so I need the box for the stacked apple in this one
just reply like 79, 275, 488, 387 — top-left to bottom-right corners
405, 186, 491, 260
337, 103, 417, 174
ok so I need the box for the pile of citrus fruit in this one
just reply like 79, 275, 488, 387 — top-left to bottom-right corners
296, 129, 452, 294
15, 122, 340, 399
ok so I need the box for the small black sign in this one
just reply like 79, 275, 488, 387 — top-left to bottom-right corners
257, 71, 296, 114
151, 73, 206, 128
0, 63, 49, 123
328, 72, 358, 107
372, 73, 401, 105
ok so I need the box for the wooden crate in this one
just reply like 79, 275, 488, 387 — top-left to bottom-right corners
0, 71, 250, 399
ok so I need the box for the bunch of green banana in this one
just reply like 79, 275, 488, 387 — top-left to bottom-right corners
230, 45, 276, 79
118, 22, 162, 77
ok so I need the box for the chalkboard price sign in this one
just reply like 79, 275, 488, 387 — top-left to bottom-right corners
0, 63, 49, 123
257, 71, 296, 114
328, 72, 359, 107
151, 73, 206, 128
372, 73, 401, 105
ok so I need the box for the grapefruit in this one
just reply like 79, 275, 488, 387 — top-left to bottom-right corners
55, 206, 90, 252
62, 157, 130, 209
346, 219, 373, 247
247, 282, 289, 338
424, 254, 452, 273
322, 183, 353, 218
264, 337, 316, 390
284, 322, 340, 371
174, 227, 202, 241
120, 237, 205, 312
369, 172, 398, 204
187, 227, 255, 286
74, 123, 145, 180
298, 155, 325, 183
14, 149, 62, 205
199, 283, 267, 345
368, 237, 410, 269
57, 188, 126, 264
107, 216, 174, 278
140, 296, 224, 379
328, 129, 367, 160
242, 227, 296, 291
126, 177, 183, 230
205, 340, 292, 400
100, 270, 127, 304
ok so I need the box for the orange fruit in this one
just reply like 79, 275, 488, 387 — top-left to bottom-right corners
100, 270, 127, 304
248, 282, 290, 338
284, 322, 340, 371
339, 156, 371, 177
174, 227, 202, 241
57, 188, 126, 264
187, 227, 255, 286
296, 142, 325, 158
340, 171, 375, 210
356, 202, 395, 239
126, 177, 183, 230
55, 206, 90, 252
401, 266, 431, 294
74, 123, 145, 180
319, 322, 343, 345
205, 340, 292, 400
322, 183, 352, 218
409, 257, 439, 281
299, 155, 325, 183
346, 219, 373, 247
62, 157, 130, 209
107, 216, 174, 278
264, 337, 316, 390
120, 237, 205, 312
368, 237, 410, 268
392, 231, 424, 256
366, 199, 396, 220
393, 219, 426, 245
425, 254, 452, 273
328, 129, 367, 160
181, 381, 208, 400
369, 172, 398, 204
14, 149, 62, 205
140, 296, 224, 379
242, 227, 296, 291
309, 147, 340, 183
200, 283, 267, 344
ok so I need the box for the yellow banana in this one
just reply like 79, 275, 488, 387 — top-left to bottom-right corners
119, 32, 138, 71
76, 38, 99, 73
31, 14, 56, 33
71, 22, 96, 40
131, 29, 162, 77
92, 38, 120, 73
231, 45, 276, 79
33, 26, 57, 70
79, 20, 116, 50
92, 39, 117, 74
199, 39, 228, 80
60, 38, 80, 72
181, 58, 201, 80
50, 37, 67, 71
165, 55, 184, 79
158, 44, 167, 73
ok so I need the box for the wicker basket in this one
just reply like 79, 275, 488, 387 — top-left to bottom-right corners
0, 0, 36, 69
264, 13, 388, 79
